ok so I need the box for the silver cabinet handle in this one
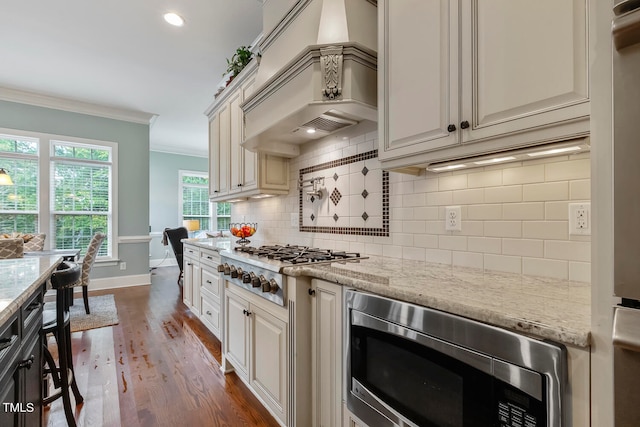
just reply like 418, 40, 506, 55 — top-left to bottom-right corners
614, 306, 640, 352
613, 5, 640, 50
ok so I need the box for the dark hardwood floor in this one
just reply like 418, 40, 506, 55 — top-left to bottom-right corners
43, 266, 280, 427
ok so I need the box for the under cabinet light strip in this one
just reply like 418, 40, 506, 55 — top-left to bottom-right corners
426, 140, 589, 173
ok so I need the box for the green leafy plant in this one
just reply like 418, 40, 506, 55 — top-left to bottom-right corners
224, 46, 253, 78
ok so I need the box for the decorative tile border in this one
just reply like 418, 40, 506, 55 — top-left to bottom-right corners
298, 150, 389, 236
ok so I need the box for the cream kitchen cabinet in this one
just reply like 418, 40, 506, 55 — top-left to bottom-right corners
378, 0, 590, 172
309, 279, 343, 427
182, 245, 198, 312
206, 61, 289, 202
223, 285, 288, 424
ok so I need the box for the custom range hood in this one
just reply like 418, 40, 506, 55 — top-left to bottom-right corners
241, 0, 378, 158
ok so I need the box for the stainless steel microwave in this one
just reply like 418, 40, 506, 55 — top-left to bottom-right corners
344, 290, 570, 427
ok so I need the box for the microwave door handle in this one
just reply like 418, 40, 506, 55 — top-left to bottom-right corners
613, 306, 640, 352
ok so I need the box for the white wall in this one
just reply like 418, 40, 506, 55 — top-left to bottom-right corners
233, 122, 591, 282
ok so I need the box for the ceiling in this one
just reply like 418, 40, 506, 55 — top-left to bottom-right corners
0, 0, 264, 157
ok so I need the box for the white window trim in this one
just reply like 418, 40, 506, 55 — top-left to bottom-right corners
178, 169, 211, 229
0, 127, 118, 260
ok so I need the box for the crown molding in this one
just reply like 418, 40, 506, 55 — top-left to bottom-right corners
0, 86, 157, 125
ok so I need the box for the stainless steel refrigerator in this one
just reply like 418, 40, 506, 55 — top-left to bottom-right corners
613, 1, 640, 425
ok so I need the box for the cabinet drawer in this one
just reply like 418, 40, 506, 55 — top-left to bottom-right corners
200, 297, 221, 338
199, 249, 220, 268
201, 268, 220, 299
21, 290, 43, 339
184, 245, 198, 258
0, 313, 19, 379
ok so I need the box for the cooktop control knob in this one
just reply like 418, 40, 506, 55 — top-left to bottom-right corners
269, 279, 279, 294
230, 266, 238, 278
242, 272, 251, 284
217, 264, 225, 273
259, 275, 269, 292
251, 274, 261, 288
223, 264, 231, 275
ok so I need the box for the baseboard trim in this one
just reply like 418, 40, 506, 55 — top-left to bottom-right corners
149, 258, 178, 269
77, 273, 151, 293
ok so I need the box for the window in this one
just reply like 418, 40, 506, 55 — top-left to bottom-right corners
179, 171, 230, 232
51, 141, 112, 257
0, 129, 116, 258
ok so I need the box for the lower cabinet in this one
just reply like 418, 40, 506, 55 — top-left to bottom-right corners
310, 279, 343, 427
224, 286, 288, 424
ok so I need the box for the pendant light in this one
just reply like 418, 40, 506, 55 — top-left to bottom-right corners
0, 168, 14, 186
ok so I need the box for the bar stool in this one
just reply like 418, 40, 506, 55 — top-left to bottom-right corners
42, 261, 83, 427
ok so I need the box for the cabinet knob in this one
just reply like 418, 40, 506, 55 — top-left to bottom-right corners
308, 288, 316, 296
18, 355, 35, 370
237, 183, 243, 187
447, 124, 456, 132
206, 310, 212, 316
460, 120, 470, 129
214, 190, 219, 193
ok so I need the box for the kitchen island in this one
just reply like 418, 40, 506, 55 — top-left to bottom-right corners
283, 256, 591, 348
0, 255, 64, 427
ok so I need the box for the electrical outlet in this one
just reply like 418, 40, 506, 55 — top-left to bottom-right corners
445, 206, 462, 231
120, 261, 126, 270
569, 202, 591, 235
291, 213, 298, 227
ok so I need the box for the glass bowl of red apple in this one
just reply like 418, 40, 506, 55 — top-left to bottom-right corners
229, 223, 257, 246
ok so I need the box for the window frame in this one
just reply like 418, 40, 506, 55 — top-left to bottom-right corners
0, 127, 118, 260
178, 170, 211, 232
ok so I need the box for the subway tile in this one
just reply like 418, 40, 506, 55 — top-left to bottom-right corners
415, 177, 439, 193
414, 234, 439, 248
393, 233, 414, 247
484, 185, 523, 203
545, 159, 590, 182
357, 140, 375, 153
426, 191, 453, 206
392, 207, 414, 220
383, 245, 403, 259
467, 204, 502, 220
468, 237, 502, 254
570, 179, 591, 200
545, 241, 591, 262
391, 180, 414, 195
502, 238, 544, 257
425, 248, 452, 264
503, 164, 545, 185
459, 221, 484, 237
502, 203, 544, 220
425, 220, 448, 235
364, 243, 383, 256
439, 174, 468, 191
452, 251, 484, 269
402, 221, 426, 234
484, 221, 522, 238
545, 201, 569, 220
439, 235, 468, 251
523, 182, 569, 201
453, 188, 485, 205
402, 193, 426, 207
522, 258, 568, 279
414, 206, 439, 220
484, 254, 522, 274
569, 262, 591, 283
403, 247, 426, 261
467, 170, 502, 188
523, 221, 569, 240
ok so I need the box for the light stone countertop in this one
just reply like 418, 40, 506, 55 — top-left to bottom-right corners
0, 256, 63, 327
182, 237, 231, 252
283, 256, 591, 348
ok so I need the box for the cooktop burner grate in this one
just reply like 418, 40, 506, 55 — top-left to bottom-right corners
234, 244, 361, 264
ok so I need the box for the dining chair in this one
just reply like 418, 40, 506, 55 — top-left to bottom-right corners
72, 232, 106, 314
0, 237, 24, 258
164, 227, 188, 283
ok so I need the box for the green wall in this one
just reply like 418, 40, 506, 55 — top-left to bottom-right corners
0, 99, 150, 279
149, 151, 207, 263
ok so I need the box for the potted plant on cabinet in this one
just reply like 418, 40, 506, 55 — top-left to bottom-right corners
223, 46, 253, 86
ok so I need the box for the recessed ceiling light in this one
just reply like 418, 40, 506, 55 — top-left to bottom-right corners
164, 12, 185, 27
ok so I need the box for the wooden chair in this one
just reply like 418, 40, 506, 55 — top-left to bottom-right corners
164, 227, 188, 283
42, 261, 83, 427
71, 232, 106, 314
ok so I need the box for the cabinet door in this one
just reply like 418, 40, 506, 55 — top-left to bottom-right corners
225, 290, 250, 378
378, 0, 459, 161
217, 104, 231, 196
0, 365, 18, 427
460, 0, 589, 143
208, 113, 221, 198
242, 76, 258, 190
191, 264, 201, 315
21, 330, 42, 427
229, 91, 244, 194
250, 304, 287, 423
311, 280, 343, 427
183, 258, 194, 308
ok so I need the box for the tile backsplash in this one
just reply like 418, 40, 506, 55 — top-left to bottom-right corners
232, 123, 591, 282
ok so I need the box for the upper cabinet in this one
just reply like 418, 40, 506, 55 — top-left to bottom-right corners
378, 0, 590, 172
207, 61, 289, 202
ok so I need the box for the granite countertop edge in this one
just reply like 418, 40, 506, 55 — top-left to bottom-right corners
0, 257, 63, 327
283, 260, 591, 348
182, 238, 231, 252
